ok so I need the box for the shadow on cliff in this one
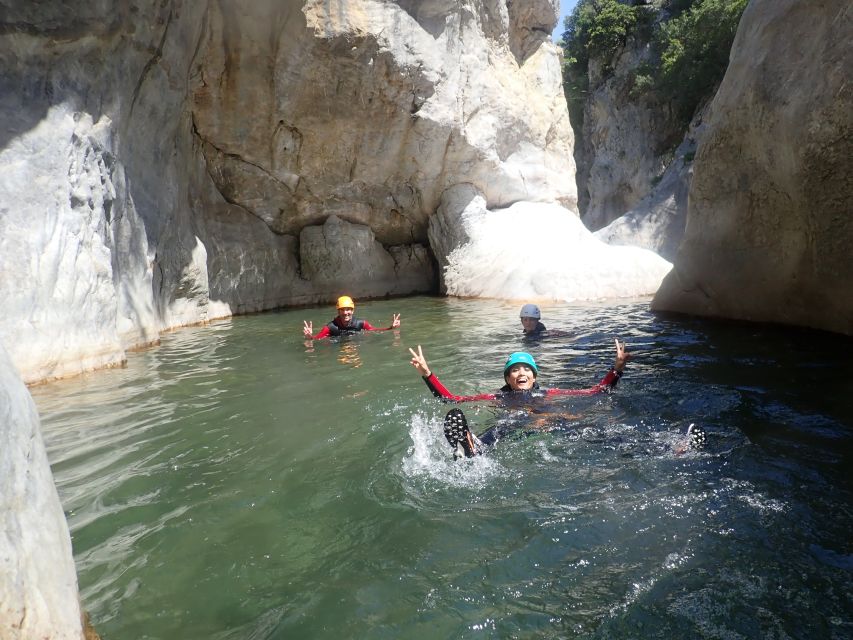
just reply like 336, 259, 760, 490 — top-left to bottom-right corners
0, 70, 53, 151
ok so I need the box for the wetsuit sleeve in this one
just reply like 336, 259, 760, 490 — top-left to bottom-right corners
545, 368, 622, 397
422, 373, 498, 403
310, 326, 332, 340
362, 321, 397, 332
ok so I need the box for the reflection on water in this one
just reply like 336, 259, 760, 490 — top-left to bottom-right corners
336, 340, 363, 368
32, 298, 853, 639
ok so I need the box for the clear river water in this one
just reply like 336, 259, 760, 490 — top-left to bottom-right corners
31, 296, 852, 639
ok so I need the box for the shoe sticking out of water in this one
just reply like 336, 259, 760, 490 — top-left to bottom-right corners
443, 408, 478, 459
687, 423, 707, 450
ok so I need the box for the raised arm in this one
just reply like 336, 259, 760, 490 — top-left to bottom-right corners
408, 344, 431, 377
408, 345, 497, 403
546, 339, 629, 397
303, 320, 331, 340
614, 338, 628, 372
363, 313, 401, 332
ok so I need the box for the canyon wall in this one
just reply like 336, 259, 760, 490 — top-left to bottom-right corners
652, 0, 853, 334
0, 0, 586, 385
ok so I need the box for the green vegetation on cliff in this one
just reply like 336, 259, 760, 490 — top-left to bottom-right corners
561, 0, 748, 129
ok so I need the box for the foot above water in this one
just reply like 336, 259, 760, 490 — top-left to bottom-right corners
443, 408, 478, 459
687, 423, 707, 449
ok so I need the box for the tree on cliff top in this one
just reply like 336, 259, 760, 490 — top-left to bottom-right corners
657, 0, 749, 122
561, 0, 748, 130
560, 0, 652, 135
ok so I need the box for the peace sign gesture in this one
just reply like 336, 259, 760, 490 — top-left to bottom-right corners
303, 320, 314, 338
408, 345, 431, 377
391, 313, 401, 328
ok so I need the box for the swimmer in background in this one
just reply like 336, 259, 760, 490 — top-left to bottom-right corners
519, 303, 571, 340
519, 303, 547, 336
303, 295, 400, 340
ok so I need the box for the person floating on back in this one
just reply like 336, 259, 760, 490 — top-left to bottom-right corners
408, 342, 625, 456
409, 341, 626, 405
303, 296, 401, 340
408, 342, 704, 458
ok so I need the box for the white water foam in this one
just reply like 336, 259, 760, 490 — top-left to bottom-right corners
401, 412, 503, 488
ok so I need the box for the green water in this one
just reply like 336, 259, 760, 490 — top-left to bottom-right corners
32, 297, 853, 639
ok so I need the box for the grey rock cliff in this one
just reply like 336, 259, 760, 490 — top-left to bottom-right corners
652, 0, 853, 334
580, 41, 684, 231
0, 0, 576, 383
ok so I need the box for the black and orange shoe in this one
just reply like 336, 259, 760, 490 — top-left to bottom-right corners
443, 408, 478, 459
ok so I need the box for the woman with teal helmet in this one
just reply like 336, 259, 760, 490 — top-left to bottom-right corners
408, 340, 633, 457
409, 341, 626, 400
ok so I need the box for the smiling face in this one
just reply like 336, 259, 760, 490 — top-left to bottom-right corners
337, 307, 354, 325
521, 317, 539, 334
504, 363, 536, 390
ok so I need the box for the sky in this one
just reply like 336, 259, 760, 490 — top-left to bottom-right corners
552, 0, 579, 42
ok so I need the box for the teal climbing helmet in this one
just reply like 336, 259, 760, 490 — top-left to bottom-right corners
503, 352, 538, 376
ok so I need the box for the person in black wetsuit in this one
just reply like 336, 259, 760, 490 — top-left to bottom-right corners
519, 303, 547, 336
303, 295, 400, 340
518, 303, 571, 340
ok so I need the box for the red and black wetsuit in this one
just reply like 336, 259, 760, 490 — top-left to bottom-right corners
309, 317, 393, 340
421, 368, 622, 403
425, 368, 623, 450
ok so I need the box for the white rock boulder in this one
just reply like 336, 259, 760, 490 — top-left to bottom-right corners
0, 344, 83, 640
430, 185, 672, 301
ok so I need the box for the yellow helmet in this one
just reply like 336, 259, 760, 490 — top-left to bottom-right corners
336, 295, 355, 310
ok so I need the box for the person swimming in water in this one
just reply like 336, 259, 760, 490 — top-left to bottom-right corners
408, 341, 626, 456
303, 295, 401, 340
518, 303, 571, 340
519, 303, 547, 336
408, 343, 704, 457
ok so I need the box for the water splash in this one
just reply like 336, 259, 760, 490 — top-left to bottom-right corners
401, 412, 503, 488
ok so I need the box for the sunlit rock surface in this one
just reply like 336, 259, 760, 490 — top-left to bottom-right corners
431, 187, 672, 300
0, 0, 576, 383
578, 38, 684, 231
594, 118, 705, 262
0, 345, 83, 640
652, 0, 853, 334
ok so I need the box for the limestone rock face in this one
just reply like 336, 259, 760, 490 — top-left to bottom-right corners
652, 0, 853, 334
0, 2, 210, 383
0, 0, 575, 383
579, 42, 684, 230
299, 215, 435, 299
0, 344, 83, 640
192, 0, 576, 229
595, 116, 705, 262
